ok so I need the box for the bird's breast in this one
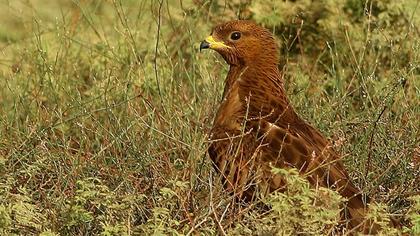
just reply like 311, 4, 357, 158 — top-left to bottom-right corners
213, 83, 244, 131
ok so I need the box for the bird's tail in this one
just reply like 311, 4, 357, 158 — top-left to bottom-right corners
344, 193, 401, 234
344, 193, 376, 233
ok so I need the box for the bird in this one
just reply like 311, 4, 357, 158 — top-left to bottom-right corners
200, 20, 384, 233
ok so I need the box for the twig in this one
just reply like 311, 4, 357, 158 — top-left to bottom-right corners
209, 172, 227, 236
186, 217, 208, 236
365, 105, 387, 179
154, 0, 165, 109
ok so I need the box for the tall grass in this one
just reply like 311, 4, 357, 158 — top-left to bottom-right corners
0, 0, 418, 235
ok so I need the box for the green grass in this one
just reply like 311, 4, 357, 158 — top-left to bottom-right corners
0, 0, 419, 235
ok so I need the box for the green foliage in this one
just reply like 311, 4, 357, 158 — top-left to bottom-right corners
265, 168, 343, 234
40, 230, 60, 236
404, 195, 420, 235
60, 178, 144, 234
231, 168, 344, 235
364, 203, 400, 235
0, 0, 418, 235
0, 204, 12, 233
138, 181, 191, 235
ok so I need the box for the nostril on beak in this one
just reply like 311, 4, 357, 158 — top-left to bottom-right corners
200, 40, 210, 51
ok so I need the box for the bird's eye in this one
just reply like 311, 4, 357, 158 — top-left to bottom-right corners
230, 32, 241, 40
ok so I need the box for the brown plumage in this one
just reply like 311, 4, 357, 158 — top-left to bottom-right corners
200, 20, 383, 233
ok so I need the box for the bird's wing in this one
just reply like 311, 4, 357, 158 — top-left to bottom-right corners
256, 119, 370, 228
256, 119, 361, 197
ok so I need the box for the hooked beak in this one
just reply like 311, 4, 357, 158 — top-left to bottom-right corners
199, 40, 210, 51
200, 35, 230, 52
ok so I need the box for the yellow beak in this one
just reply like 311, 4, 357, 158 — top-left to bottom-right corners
200, 36, 230, 51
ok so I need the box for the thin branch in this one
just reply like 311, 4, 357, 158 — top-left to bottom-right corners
365, 105, 387, 179
154, 0, 165, 108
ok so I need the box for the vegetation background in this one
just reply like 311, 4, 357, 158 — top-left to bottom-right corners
0, 0, 418, 235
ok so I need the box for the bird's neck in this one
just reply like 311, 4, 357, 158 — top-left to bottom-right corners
222, 64, 298, 123
224, 64, 285, 99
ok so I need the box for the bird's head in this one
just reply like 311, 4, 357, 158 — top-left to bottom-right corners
200, 20, 279, 67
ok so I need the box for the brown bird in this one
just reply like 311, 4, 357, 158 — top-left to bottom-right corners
200, 20, 380, 233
